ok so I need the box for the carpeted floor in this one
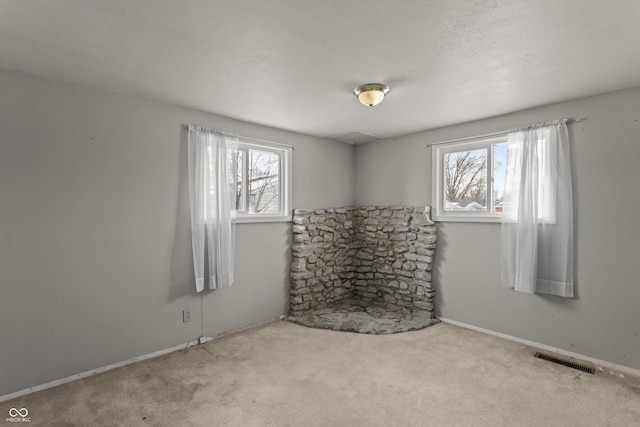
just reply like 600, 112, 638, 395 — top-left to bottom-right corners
2, 320, 639, 426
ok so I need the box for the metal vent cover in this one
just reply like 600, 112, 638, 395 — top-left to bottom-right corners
534, 352, 596, 374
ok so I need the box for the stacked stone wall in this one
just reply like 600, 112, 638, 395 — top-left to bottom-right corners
290, 206, 437, 317
352, 207, 436, 312
290, 208, 356, 312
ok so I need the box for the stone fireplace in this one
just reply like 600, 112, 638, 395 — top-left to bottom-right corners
288, 206, 438, 334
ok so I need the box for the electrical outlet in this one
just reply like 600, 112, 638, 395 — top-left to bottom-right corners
182, 309, 191, 323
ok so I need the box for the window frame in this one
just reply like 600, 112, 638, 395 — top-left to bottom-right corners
232, 138, 292, 224
431, 134, 508, 223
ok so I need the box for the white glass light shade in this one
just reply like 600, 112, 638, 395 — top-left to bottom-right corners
357, 90, 385, 107
354, 83, 390, 107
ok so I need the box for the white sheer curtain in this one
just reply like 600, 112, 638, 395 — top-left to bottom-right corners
187, 125, 237, 293
501, 120, 574, 297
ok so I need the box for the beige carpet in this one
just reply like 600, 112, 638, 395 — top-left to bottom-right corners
2, 320, 639, 426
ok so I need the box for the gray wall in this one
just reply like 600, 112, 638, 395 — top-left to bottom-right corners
0, 69, 355, 396
2, 66, 638, 398
355, 87, 640, 370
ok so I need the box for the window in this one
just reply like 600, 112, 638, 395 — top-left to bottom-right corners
229, 138, 292, 223
432, 135, 508, 222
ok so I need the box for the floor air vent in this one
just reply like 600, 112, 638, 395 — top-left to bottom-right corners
534, 352, 596, 374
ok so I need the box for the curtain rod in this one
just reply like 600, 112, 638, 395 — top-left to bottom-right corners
240, 135, 296, 150
188, 125, 296, 150
424, 117, 587, 148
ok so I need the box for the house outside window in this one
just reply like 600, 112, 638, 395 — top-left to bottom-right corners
432, 135, 508, 222
230, 139, 292, 223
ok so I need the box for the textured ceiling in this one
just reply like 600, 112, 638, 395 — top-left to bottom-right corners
1, 0, 640, 143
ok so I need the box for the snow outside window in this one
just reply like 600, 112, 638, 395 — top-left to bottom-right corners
432, 135, 509, 222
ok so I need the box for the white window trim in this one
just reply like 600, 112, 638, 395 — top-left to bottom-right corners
233, 138, 293, 224
431, 134, 508, 223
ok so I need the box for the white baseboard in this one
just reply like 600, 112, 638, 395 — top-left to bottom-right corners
439, 317, 640, 378
0, 337, 208, 403
7, 317, 635, 403
0, 317, 280, 403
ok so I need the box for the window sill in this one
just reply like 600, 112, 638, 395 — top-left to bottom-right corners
433, 214, 502, 223
234, 215, 291, 224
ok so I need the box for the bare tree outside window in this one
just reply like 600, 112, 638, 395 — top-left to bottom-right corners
226, 139, 291, 221
228, 149, 244, 211
444, 148, 487, 210
248, 149, 280, 213
229, 148, 281, 214
433, 136, 509, 221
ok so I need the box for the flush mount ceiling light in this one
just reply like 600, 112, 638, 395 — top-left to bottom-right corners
353, 83, 390, 107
